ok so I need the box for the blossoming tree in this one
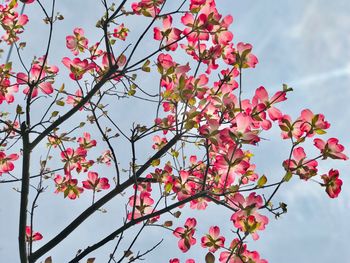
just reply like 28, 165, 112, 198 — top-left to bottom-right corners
0, 0, 347, 262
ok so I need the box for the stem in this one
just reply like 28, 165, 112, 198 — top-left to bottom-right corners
19, 123, 31, 263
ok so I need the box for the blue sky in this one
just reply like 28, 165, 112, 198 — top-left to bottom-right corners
0, 0, 349, 262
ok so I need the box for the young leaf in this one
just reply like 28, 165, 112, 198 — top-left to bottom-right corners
257, 175, 267, 188
283, 171, 293, 182
205, 252, 215, 263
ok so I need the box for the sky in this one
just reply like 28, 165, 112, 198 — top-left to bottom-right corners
0, 0, 350, 262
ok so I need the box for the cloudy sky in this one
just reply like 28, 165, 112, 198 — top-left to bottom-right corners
1, 0, 349, 262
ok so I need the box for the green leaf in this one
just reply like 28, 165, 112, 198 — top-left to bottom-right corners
279, 125, 289, 132
58, 83, 65, 93
178, 75, 185, 90
51, 111, 59, 117
142, 59, 151, 72
16, 105, 23, 114
56, 100, 65, 106
63, 188, 69, 198
4, 62, 12, 71
9, 0, 17, 9
257, 175, 267, 188
128, 89, 136, 96
283, 171, 293, 182
171, 149, 179, 158
314, 129, 326, 135
311, 114, 319, 125
184, 120, 195, 130
205, 252, 215, 263
165, 183, 172, 193
151, 159, 160, 167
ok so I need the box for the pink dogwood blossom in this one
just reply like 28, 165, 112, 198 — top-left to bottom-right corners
321, 169, 343, 198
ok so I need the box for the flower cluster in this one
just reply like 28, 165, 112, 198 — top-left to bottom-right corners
0, 63, 18, 104
0, 0, 29, 44
51, 132, 110, 200
1, 0, 347, 262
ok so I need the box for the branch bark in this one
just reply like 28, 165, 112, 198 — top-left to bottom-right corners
19, 123, 31, 263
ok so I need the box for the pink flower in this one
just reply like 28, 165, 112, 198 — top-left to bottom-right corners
62, 57, 95, 80
321, 169, 342, 198
113, 23, 129, 41
314, 138, 348, 160
201, 226, 225, 252
82, 171, 110, 192
252, 86, 286, 121
214, 16, 234, 45
219, 239, 245, 263
66, 28, 89, 56
231, 113, 260, 144
173, 218, 197, 253
127, 192, 158, 221
77, 132, 97, 149
131, 0, 165, 17
0, 2, 29, 44
154, 15, 182, 51
0, 63, 18, 104
98, 150, 112, 166
25, 226, 43, 242
66, 89, 83, 110
0, 80, 18, 104
17, 66, 54, 97
189, 0, 206, 11
157, 53, 175, 73
219, 238, 268, 263
243, 250, 268, 263
60, 147, 87, 175
54, 174, 84, 199
283, 147, 318, 180
152, 135, 168, 150
229, 193, 268, 240
0, 151, 19, 176
299, 109, 330, 135
97, 53, 126, 79
34, 55, 59, 75
236, 42, 258, 68
89, 42, 104, 60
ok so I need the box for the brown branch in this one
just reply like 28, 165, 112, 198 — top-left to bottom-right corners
19, 123, 31, 263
